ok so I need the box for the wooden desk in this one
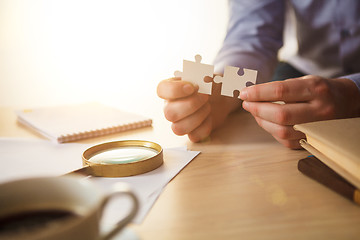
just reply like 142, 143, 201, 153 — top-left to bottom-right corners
1, 107, 360, 239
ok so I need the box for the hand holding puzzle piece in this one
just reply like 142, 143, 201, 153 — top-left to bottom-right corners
174, 54, 258, 98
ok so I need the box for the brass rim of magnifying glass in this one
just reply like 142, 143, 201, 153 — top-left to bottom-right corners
82, 140, 163, 177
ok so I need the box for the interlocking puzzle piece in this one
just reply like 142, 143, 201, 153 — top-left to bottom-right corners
213, 66, 257, 98
174, 55, 214, 95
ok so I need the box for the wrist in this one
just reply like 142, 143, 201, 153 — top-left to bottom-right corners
209, 95, 241, 130
333, 78, 360, 117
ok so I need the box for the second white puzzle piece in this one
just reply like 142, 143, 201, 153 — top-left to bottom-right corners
213, 66, 257, 99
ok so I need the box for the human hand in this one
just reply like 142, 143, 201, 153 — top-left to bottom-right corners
157, 78, 212, 142
239, 75, 360, 149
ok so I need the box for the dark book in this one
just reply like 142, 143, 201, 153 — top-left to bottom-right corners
298, 155, 360, 205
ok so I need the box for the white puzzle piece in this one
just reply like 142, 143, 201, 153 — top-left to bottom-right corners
213, 65, 257, 98
174, 55, 214, 95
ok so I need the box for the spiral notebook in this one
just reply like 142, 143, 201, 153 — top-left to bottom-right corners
16, 103, 152, 143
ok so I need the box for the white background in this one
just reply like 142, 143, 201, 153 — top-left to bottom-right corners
0, 0, 228, 117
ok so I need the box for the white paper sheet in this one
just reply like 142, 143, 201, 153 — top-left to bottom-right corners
93, 147, 199, 224
0, 138, 88, 182
0, 138, 200, 224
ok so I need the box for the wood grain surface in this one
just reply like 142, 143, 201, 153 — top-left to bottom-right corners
2, 107, 360, 239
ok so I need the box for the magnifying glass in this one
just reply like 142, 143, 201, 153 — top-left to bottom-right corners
68, 140, 163, 177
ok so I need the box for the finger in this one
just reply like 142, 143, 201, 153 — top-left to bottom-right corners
157, 78, 198, 100
253, 116, 305, 140
164, 93, 209, 122
171, 103, 211, 136
188, 116, 212, 142
243, 101, 313, 125
239, 77, 315, 102
273, 136, 302, 149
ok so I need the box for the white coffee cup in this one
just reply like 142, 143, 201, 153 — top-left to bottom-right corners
0, 175, 138, 240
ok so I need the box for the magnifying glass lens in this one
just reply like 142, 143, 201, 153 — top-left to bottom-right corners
88, 146, 159, 164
